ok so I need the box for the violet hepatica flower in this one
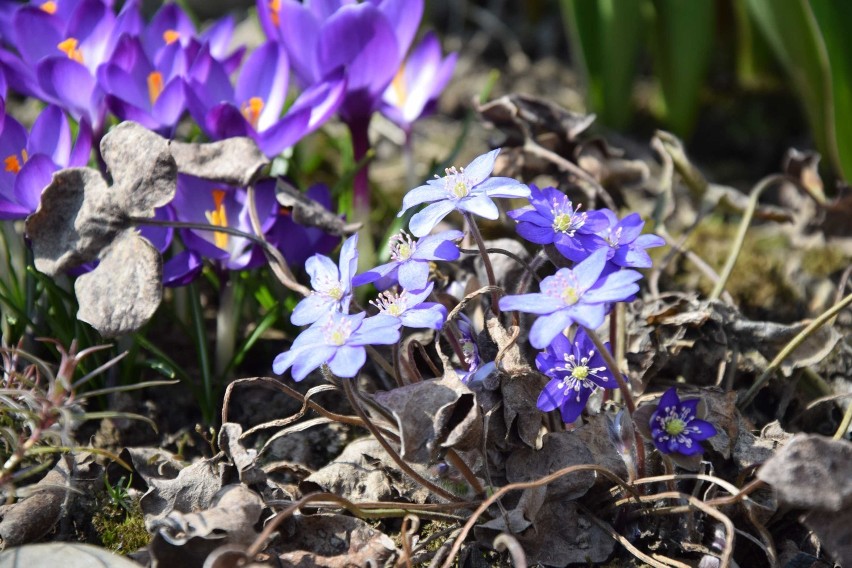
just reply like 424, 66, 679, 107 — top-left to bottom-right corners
649, 388, 717, 456
596, 209, 666, 269
369, 282, 446, 330
508, 184, 609, 262
499, 248, 642, 349
381, 31, 456, 133
352, 229, 462, 290
273, 311, 401, 380
399, 149, 530, 237
0, 105, 91, 219
536, 329, 616, 424
291, 233, 359, 326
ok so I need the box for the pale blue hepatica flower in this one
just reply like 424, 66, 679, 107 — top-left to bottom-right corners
398, 149, 530, 237
291, 233, 358, 326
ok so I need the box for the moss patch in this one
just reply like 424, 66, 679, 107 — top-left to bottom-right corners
92, 500, 150, 554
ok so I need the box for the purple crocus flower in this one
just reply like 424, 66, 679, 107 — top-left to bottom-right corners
290, 233, 359, 326
498, 248, 642, 349
595, 210, 666, 269
267, 183, 339, 269
398, 149, 531, 237
98, 34, 187, 132
381, 31, 456, 133
369, 282, 446, 330
273, 311, 402, 380
169, 173, 279, 271
508, 184, 609, 262
535, 329, 616, 424
186, 41, 344, 157
0, 105, 91, 219
352, 229, 463, 290
649, 388, 717, 456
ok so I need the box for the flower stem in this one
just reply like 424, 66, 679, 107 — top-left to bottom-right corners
463, 212, 500, 316
188, 281, 214, 425
341, 377, 466, 503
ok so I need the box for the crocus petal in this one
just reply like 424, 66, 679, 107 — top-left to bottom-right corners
14, 154, 55, 213
328, 345, 366, 378
398, 259, 430, 290
152, 77, 186, 128
207, 103, 251, 140
69, 119, 93, 167
163, 249, 203, 287
257, 106, 312, 156
37, 57, 100, 125
276, 0, 321, 85
28, 106, 70, 166
13, 7, 63, 64
288, 74, 346, 133
236, 41, 289, 131
378, 0, 423, 58
408, 200, 456, 237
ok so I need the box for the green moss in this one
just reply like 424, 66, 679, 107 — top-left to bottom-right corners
92, 501, 150, 554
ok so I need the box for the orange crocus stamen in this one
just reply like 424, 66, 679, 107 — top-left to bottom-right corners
147, 71, 164, 105
40, 1, 58, 14
240, 97, 264, 130
391, 64, 407, 105
57, 37, 84, 63
205, 189, 229, 249
4, 149, 28, 174
269, 0, 281, 27
163, 29, 181, 45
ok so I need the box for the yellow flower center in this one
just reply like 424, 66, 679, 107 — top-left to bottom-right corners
571, 365, 589, 380
241, 97, 265, 130
40, 1, 58, 14
561, 286, 579, 305
147, 71, 164, 105
163, 29, 181, 45
4, 149, 28, 174
665, 418, 686, 436
269, 0, 281, 27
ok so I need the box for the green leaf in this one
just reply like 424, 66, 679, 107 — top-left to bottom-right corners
560, 0, 644, 128
746, 0, 836, 173
650, 0, 715, 136
809, 0, 852, 182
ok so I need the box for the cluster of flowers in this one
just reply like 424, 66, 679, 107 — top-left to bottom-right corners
273, 149, 716, 456
0, 0, 456, 282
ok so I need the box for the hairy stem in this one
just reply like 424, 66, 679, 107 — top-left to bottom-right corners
462, 212, 500, 316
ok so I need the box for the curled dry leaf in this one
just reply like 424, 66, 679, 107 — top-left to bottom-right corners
170, 136, 269, 187
504, 431, 596, 500
275, 179, 360, 236
369, 376, 482, 464
218, 423, 265, 486
273, 513, 396, 567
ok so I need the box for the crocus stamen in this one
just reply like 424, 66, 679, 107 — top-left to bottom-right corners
269, 0, 281, 27
40, 1, 58, 14
321, 315, 353, 346
204, 189, 229, 249
147, 71, 164, 105
163, 29, 181, 45
371, 290, 407, 317
57, 38, 84, 63
240, 97, 264, 130
391, 65, 407, 105
389, 231, 416, 261
4, 150, 28, 174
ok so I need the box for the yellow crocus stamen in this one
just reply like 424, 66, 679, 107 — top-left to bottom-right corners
163, 29, 181, 45
269, 0, 281, 27
204, 189, 229, 249
391, 64, 407, 105
40, 1, 58, 14
147, 71, 164, 105
241, 97, 264, 129
4, 149, 28, 174
57, 37, 84, 63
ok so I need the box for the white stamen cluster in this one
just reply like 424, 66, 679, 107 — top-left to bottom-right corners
314, 274, 344, 301
389, 231, 417, 261
550, 199, 587, 236
542, 272, 582, 306
370, 290, 408, 317
554, 349, 607, 402
438, 166, 470, 199
321, 315, 354, 346
604, 226, 623, 249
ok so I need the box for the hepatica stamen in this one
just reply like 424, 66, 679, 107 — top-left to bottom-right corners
241, 97, 264, 130
204, 189, 229, 249
313, 274, 345, 301
551, 200, 587, 236
605, 226, 624, 248
439, 166, 470, 199
147, 72, 164, 105
57, 38, 84, 63
389, 231, 416, 261
4, 149, 28, 174
654, 405, 701, 449
371, 290, 407, 316
322, 315, 354, 346
542, 272, 582, 306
